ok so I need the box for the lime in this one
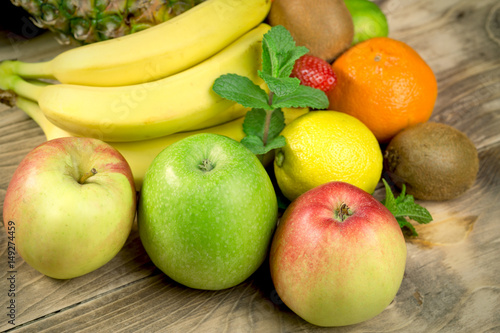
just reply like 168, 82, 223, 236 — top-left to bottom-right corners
344, 0, 389, 45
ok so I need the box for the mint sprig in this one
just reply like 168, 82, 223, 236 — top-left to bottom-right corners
381, 179, 433, 237
212, 25, 329, 158
212, 74, 271, 110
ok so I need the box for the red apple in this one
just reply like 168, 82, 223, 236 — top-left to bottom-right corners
270, 181, 407, 327
3, 137, 136, 279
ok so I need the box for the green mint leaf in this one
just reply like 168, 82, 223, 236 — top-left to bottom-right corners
242, 108, 286, 146
261, 25, 309, 78
397, 201, 433, 224
394, 184, 412, 205
265, 135, 286, 151
399, 183, 407, 199
213, 74, 271, 110
272, 84, 329, 109
382, 178, 398, 214
396, 217, 418, 237
241, 135, 268, 155
276, 46, 310, 78
259, 73, 300, 97
267, 108, 286, 141
241, 134, 286, 156
392, 184, 432, 224
381, 179, 433, 237
213, 25, 323, 160
261, 25, 294, 77
242, 108, 267, 137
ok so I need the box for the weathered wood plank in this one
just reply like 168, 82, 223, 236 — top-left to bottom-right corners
0, 225, 157, 331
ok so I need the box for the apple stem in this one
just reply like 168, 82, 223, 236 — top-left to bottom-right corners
79, 168, 97, 184
336, 202, 352, 222
198, 159, 215, 172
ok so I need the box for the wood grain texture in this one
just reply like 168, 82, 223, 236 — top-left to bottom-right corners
1, 0, 500, 331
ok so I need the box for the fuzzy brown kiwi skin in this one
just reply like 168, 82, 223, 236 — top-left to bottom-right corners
268, 0, 354, 63
383, 122, 479, 201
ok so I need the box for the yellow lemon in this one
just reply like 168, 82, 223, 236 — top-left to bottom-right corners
274, 110, 383, 201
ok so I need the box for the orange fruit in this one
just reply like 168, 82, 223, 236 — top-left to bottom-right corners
328, 37, 438, 143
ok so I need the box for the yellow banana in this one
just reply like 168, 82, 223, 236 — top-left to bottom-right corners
15, 96, 74, 140
2, 24, 270, 142
188, 103, 250, 130
15, 97, 309, 190
12, 78, 254, 133
187, 81, 269, 130
1, 0, 272, 86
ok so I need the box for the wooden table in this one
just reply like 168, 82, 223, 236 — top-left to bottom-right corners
1, 0, 499, 331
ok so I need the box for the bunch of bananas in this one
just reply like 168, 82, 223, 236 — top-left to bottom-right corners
0, 0, 308, 190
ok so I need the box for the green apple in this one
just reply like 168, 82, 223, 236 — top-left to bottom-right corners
3, 137, 137, 279
270, 181, 407, 327
138, 133, 278, 290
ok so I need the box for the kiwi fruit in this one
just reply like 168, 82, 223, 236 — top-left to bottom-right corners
384, 122, 479, 201
268, 0, 354, 63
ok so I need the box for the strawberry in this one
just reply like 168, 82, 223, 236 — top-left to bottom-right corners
290, 55, 337, 93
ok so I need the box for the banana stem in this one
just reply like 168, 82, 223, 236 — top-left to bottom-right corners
15, 96, 73, 141
15, 96, 48, 131
0, 74, 44, 102
3, 60, 54, 80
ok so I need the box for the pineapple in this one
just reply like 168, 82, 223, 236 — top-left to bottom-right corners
9, 0, 206, 44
